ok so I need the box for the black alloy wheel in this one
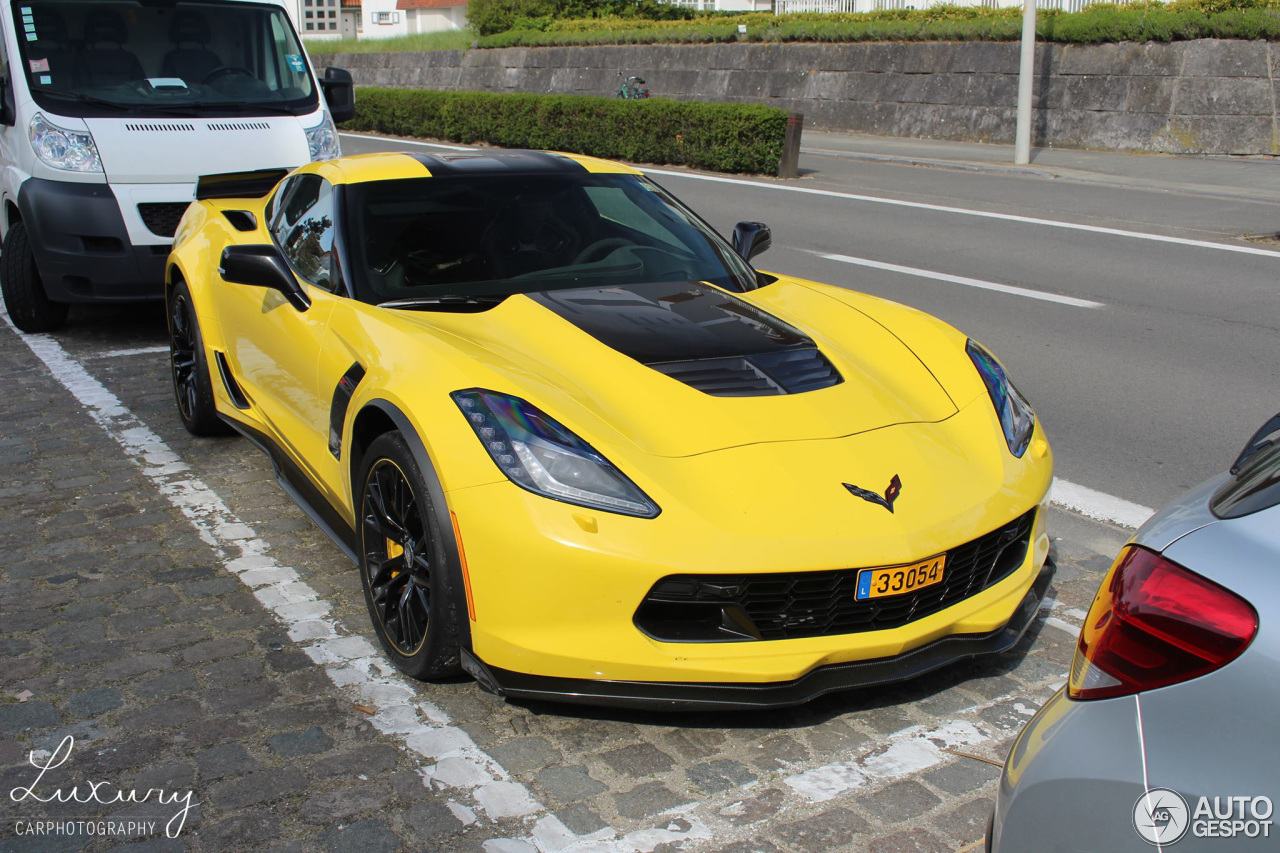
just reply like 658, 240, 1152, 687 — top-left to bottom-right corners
358, 432, 461, 679
167, 280, 229, 436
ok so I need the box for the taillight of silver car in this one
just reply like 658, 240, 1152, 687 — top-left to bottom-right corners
1068, 546, 1259, 701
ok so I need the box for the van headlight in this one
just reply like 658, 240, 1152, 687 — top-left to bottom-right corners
967, 339, 1036, 458
29, 114, 102, 172
305, 112, 340, 161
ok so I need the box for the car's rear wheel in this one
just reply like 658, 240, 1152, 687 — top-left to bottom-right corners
1, 221, 68, 333
357, 432, 462, 679
167, 280, 230, 436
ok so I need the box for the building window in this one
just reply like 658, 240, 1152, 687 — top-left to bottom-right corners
305, 21, 313, 29
372, 10, 399, 23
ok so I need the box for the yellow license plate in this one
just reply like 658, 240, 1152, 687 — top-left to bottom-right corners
856, 555, 946, 600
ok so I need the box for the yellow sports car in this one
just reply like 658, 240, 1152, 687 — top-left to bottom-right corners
166, 150, 1054, 710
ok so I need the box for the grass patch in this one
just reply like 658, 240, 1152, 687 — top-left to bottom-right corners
305, 29, 478, 55
343, 88, 787, 174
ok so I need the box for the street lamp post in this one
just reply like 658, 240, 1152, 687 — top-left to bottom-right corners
1014, 0, 1037, 165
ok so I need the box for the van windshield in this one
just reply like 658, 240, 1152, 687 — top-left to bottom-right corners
14, 0, 318, 118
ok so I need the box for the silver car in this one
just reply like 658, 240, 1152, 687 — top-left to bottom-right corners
990, 412, 1280, 852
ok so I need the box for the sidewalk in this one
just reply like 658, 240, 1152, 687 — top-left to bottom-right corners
801, 129, 1280, 205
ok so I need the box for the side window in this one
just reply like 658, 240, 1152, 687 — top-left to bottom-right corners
271, 174, 336, 291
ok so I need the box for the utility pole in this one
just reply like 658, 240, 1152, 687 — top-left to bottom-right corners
1014, 0, 1036, 165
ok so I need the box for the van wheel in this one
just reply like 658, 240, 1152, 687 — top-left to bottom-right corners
1, 222, 68, 333
167, 280, 229, 436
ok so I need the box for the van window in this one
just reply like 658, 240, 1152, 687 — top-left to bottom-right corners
14, 0, 318, 119
272, 174, 335, 291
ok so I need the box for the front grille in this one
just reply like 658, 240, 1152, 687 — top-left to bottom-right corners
138, 202, 191, 238
649, 346, 842, 397
635, 510, 1036, 642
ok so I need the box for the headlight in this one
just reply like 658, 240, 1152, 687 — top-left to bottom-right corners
29, 114, 102, 172
452, 389, 660, 518
305, 112, 341, 161
967, 339, 1035, 458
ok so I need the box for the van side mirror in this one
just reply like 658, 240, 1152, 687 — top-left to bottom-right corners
320, 67, 355, 124
733, 221, 771, 262
0, 77, 14, 127
219, 245, 310, 312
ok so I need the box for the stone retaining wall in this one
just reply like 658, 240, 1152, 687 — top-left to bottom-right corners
327, 40, 1280, 155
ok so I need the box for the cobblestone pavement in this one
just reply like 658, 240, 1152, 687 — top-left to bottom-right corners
1, 306, 1130, 853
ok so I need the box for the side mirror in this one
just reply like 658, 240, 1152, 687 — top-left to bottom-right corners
219, 245, 310, 312
320, 67, 355, 124
733, 221, 771, 262
0, 77, 14, 127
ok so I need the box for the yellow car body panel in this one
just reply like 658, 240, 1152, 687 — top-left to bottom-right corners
167, 150, 1054, 707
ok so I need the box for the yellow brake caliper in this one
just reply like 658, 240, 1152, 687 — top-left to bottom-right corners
386, 539, 404, 579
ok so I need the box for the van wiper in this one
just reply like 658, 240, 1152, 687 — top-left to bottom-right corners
39, 90, 129, 110
378, 295, 507, 310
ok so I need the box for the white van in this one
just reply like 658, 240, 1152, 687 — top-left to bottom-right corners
0, 0, 355, 331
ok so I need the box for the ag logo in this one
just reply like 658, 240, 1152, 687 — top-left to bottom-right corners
1134, 788, 1190, 845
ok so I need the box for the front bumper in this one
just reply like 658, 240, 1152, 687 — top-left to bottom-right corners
464, 558, 1053, 710
17, 178, 174, 302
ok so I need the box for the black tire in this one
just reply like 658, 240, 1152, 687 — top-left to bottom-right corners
167, 280, 230, 436
1, 221, 68, 333
357, 432, 462, 680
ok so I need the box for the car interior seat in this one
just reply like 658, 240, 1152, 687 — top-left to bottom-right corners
80, 9, 144, 88
162, 11, 222, 84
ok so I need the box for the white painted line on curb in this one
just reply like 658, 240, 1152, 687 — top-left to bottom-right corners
641, 167, 1280, 259
2, 311, 689, 852
1050, 477, 1155, 530
340, 132, 478, 151
812, 251, 1105, 309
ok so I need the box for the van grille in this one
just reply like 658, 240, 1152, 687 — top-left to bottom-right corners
138, 202, 191, 238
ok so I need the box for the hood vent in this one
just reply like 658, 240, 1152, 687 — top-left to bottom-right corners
208, 121, 271, 132
126, 122, 196, 132
651, 346, 842, 397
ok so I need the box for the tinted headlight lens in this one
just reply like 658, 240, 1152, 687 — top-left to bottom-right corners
452, 389, 659, 518
967, 340, 1035, 458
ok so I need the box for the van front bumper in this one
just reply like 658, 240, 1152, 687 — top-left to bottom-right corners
18, 178, 171, 302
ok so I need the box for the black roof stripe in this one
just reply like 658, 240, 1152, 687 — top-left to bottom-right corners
403, 150, 589, 177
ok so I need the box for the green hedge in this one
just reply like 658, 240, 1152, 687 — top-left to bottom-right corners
476, 0, 1280, 47
342, 88, 787, 174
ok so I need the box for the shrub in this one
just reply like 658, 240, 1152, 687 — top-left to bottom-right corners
342, 88, 788, 174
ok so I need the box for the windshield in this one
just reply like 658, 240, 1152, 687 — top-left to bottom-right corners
15, 0, 317, 118
343, 173, 760, 305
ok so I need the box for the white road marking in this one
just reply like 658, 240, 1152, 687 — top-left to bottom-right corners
812, 251, 1104, 309
0, 311, 711, 853
1044, 616, 1082, 636
341, 131, 479, 152
641, 167, 1280, 259
86, 345, 170, 359
1051, 478, 1155, 530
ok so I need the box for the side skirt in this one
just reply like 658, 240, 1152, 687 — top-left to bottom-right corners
219, 414, 360, 566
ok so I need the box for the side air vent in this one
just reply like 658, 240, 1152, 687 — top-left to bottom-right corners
214, 351, 250, 409
650, 346, 842, 397
221, 210, 257, 232
208, 121, 271, 132
125, 122, 196, 133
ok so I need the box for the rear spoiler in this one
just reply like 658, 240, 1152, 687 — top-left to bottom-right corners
195, 168, 291, 202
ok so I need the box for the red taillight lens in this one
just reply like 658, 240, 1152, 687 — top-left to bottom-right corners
1068, 546, 1258, 701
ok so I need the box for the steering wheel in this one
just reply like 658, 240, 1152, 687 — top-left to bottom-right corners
572, 238, 634, 265
202, 66, 256, 85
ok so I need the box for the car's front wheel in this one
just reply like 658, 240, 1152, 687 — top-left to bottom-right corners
167, 280, 230, 436
1, 221, 68, 333
357, 432, 462, 679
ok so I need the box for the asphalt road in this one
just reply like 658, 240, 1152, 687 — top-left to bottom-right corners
341, 132, 1280, 515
